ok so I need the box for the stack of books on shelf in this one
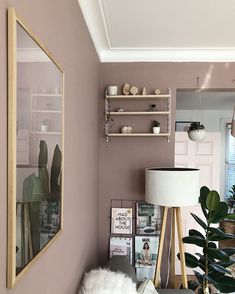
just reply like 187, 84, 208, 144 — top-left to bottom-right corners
109, 203, 161, 281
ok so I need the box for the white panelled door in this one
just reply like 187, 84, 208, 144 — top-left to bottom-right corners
174, 132, 221, 275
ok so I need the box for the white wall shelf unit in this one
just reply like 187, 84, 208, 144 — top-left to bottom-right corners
105, 89, 171, 142
30, 91, 62, 135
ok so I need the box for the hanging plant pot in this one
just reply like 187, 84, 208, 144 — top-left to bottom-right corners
187, 122, 207, 141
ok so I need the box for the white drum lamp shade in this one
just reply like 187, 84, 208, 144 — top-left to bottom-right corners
145, 167, 200, 207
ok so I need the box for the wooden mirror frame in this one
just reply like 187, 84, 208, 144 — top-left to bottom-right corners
7, 7, 64, 288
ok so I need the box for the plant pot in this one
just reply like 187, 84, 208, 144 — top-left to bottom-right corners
188, 129, 206, 141
153, 127, 160, 134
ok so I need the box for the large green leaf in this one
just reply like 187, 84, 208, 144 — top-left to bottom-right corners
193, 271, 204, 284
211, 202, 228, 223
222, 248, 235, 256
204, 248, 230, 262
38, 140, 48, 167
216, 276, 235, 293
208, 227, 227, 237
191, 213, 207, 229
225, 213, 235, 221
183, 236, 206, 247
177, 252, 199, 268
189, 229, 205, 239
199, 186, 210, 208
209, 263, 231, 274
206, 190, 220, 211
50, 144, 62, 201
38, 166, 49, 197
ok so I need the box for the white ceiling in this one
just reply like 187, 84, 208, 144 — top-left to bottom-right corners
177, 91, 235, 110
78, 0, 235, 62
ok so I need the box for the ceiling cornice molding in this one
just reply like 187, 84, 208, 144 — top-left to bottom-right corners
79, 0, 235, 63
100, 48, 235, 63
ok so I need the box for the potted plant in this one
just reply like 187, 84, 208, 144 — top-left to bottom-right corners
227, 185, 235, 214
152, 120, 160, 134
178, 186, 235, 293
188, 122, 207, 141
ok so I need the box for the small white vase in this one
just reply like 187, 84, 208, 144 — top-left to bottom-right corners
153, 127, 160, 134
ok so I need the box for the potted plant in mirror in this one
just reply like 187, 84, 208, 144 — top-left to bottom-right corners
178, 186, 235, 294
188, 122, 207, 141
152, 120, 160, 134
227, 185, 235, 214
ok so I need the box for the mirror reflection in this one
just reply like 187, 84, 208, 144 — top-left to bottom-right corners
175, 89, 235, 199
16, 23, 63, 274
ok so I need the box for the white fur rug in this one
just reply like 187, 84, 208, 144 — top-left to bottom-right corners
78, 268, 137, 294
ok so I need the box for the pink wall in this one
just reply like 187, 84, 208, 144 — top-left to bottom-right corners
0, 0, 99, 293
98, 62, 235, 269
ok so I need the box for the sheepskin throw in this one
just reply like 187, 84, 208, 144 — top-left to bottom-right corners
78, 268, 137, 294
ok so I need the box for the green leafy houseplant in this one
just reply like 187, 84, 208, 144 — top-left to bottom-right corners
178, 186, 235, 293
152, 120, 160, 128
227, 185, 235, 213
189, 122, 205, 131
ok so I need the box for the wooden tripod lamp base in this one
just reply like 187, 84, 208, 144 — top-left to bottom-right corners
145, 167, 200, 289
154, 206, 188, 289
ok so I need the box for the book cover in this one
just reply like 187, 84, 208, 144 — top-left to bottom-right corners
135, 236, 159, 281
111, 208, 132, 234
109, 237, 133, 264
136, 202, 161, 235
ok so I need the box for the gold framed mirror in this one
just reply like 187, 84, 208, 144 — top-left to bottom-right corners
8, 7, 64, 288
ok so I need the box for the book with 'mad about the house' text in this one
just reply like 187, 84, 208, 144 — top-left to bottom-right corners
109, 237, 133, 264
111, 208, 132, 234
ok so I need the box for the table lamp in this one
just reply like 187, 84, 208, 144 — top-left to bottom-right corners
145, 167, 200, 289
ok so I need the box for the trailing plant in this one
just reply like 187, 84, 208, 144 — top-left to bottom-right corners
189, 122, 205, 131
178, 186, 235, 293
152, 120, 160, 128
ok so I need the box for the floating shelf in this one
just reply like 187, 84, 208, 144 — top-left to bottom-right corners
106, 94, 170, 100
31, 110, 62, 114
107, 133, 170, 137
31, 131, 61, 135
31, 93, 62, 97
109, 111, 170, 115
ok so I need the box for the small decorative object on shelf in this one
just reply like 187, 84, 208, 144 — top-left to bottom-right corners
148, 104, 157, 112
41, 120, 49, 132
130, 86, 138, 95
123, 83, 130, 95
152, 120, 160, 134
187, 122, 206, 141
116, 107, 124, 112
121, 126, 133, 134
155, 89, 161, 95
107, 85, 118, 96
142, 87, 147, 95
